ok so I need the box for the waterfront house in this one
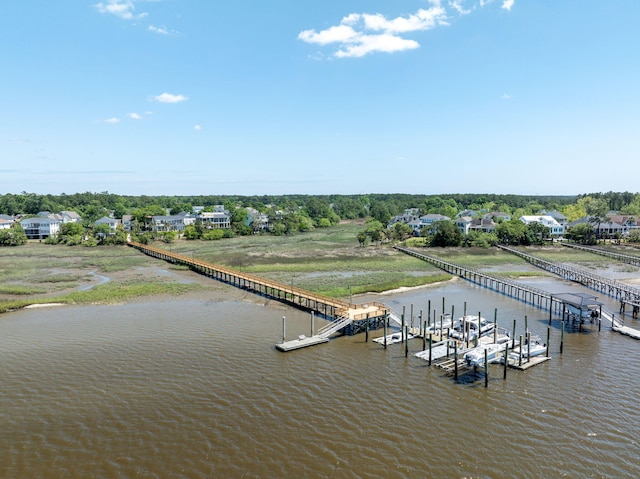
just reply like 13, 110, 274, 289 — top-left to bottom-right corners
20, 217, 61, 239
469, 217, 497, 234
455, 216, 474, 234
483, 212, 511, 223
520, 215, 565, 237
245, 207, 270, 232
151, 212, 196, 232
198, 206, 231, 229
408, 214, 451, 235
388, 208, 421, 229
94, 216, 119, 231
0, 215, 15, 230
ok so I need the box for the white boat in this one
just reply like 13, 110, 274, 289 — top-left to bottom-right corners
373, 331, 415, 345
415, 339, 468, 361
449, 315, 495, 342
509, 336, 546, 363
464, 333, 512, 367
423, 313, 456, 335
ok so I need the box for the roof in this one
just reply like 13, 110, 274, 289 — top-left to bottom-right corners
554, 292, 603, 308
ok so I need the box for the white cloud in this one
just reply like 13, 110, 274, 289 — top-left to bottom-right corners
149, 25, 169, 35
336, 34, 420, 58
94, 0, 145, 20
153, 93, 188, 103
105, 117, 120, 123
501, 0, 515, 11
501, 93, 512, 100
194, 124, 202, 131
128, 112, 143, 120
449, 0, 472, 15
299, 1, 447, 58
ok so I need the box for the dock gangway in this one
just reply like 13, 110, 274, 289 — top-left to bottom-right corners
317, 315, 353, 339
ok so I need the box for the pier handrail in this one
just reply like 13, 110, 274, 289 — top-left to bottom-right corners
395, 245, 553, 300
497, 244, 640, 302
562, 243, 640, 267
317, 315, 353, 338
129, 241, 354, 310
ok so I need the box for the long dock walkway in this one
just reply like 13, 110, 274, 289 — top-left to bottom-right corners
496, 244, 640, 303
394, 246, 555, 310
128, 241, 389, 324
394, 245, 640, 338
561, 243, 640, 267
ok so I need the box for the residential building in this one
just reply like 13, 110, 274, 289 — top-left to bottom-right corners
95, 216, 119, 232
455, 216, 473, 235
151, 212, 196, 232
20, 217, 61, 239
520, 215, 565, 237
408, 214, 451, 235
198, 206, 231, 229
245, 207, 270, 232
0, 215, 14, 230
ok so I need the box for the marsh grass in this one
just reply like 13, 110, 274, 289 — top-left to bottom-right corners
0, 285, 47, 295
5, 224, 616, 314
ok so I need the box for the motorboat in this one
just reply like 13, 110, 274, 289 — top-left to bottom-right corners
464, 333, 512, 367
449, 315, 495, 342
373, 331, 415, 345
423, 313, 457, 335
509, 336, 546, 363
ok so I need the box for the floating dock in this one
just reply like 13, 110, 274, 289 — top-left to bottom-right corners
276, 335, 329, 352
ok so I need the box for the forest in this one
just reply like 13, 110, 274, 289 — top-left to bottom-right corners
3, 191, 640, 221
2, 190, 640, 247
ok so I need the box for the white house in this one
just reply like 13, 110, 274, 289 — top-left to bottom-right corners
0, 216, 14, 230
455, 216, 473, 234
520, 215, 565, 237
408, 214, 451, 234
95, 216, 119, 232
151, 212, 196, 232
198, 206, 231, 229
20, 217, 61, 239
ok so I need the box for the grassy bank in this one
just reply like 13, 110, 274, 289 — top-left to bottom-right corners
0, 242, 209, 313
6, 222, 609, 314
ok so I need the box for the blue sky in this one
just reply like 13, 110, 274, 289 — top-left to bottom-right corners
1, 0, 638, 196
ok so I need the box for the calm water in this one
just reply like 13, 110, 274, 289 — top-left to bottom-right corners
1, 278, 639, 478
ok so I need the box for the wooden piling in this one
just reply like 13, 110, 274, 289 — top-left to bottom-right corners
546, 327, 551, 358
365, 313, 369, 342
518, 335, 523, 366
454, 346, 458, 381
423, 320, 427, 350
410, 304, 414, 329
405, 326, 409, 358
282, 316, 286, 342
383, 316, 387, 350
560, 320, 564, 354
485, 349, 489, 387
310, 311, 314, 337
428, 334, 433, 366
503, 344, 509, 379
512, 319, 517, 349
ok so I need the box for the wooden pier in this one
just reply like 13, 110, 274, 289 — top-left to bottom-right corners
497, 244, 640, 303
128, 241, 390, 329
395, 246, 555, 310
562, 243, 640, 267
394, 245, 640, 337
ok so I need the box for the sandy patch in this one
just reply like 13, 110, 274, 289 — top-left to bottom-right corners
25, 303, 66, 309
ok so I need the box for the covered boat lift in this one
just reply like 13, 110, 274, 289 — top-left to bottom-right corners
554, 292, 604, 323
